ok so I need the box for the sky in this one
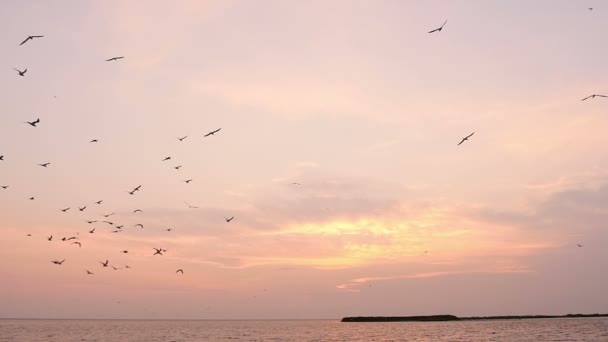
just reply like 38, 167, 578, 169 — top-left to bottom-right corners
1, 0, 607, 319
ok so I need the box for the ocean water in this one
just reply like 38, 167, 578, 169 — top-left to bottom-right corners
1, 318, 608, 341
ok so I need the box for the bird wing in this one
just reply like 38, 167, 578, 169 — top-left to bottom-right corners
457, 138, 465, 146
428, 28, 439, 33
440, 20, 448, 28
597, 94, 607, 98
581, 95, 592, 101
466, 132, 475, 139
33, 35, 44, 38
19, 37, 31, 45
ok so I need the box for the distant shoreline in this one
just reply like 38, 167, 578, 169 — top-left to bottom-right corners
341, 314, 608, 322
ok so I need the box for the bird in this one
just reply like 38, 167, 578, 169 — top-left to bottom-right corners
162, 156, 171, 161
581, 94, 607, 101
134, 224, 144, 229
176, 269, 184, 274
26, 118, 40, 127
65, 237, 77, 241
577, 244, 583, 247
133, 209, 143, 213
79, 206, 87, 212
95, 200, 103, 205
125, 265, 131, 269
178, 136, 188, 141
86, 220, 97, 224
121, 250, 128, 254
89, 228, 95, 234
290, 182, 301, 186
13, 68, 27, 76
153, 248, 163, 256
52, 259, 65, 265
71, 241, 82, 247
184, 202, 199, 209
458, 132, 475, 146
1, 185, 8, 189
204, 128, 222, 137
116, 225, 124, 229
100, 260, 109, 267
90, 139, 98, 143
106, 56, 124, 62
47, 235, 53, 241
29, 197, 35, 200
38, 162, 51, 167
102, 220, 114, 225
86, 270, 94, 275
0, 155, 4, 161
184, 179, 193, 184
174, 165, 182, 170
61, 207, 70, 212
27, 234, 32, 237
112, 230, 121, 233
166, 228, 172, 232
19, 35, 44, 46
131, 185, 142, 192
111, 266, 120, 271
589, 7, 593, 11
428, 20, 447, 33
103, 212, 115, 218
225, 216, 235, 223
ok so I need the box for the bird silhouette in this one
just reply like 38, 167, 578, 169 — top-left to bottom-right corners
71, 241, 82, 247
106, 56, 124, 62
86, 270, 94, 275
52, 259, 65, 265
111, 266, 120, 271
125, 265, 131, 269
47, 235, 53, 241
102, 220, 114, 225
61, 207, 70, 212
458, 132, 475, 146
153, 248, 163, 256
166, 228, 172, 232
184, 202, 199, 209
0, 155, 4, 161
581, 94, 607, 101
134, 224, 144, 229
162, 156, 171, 161
184, 179, 193, 184
26, 118, 40, 127
121, 250, 128, 254
204, 128, 222, 137
79, 206, 87, 212
428, 20, 447, 33
112, 230, 121, 233
116, 225, 124, 229
95, 200, 103, 205
29, 197, 35, 200
103, 212, 115, 218
176, 269, 184, 274
131, 185, 142, 193
290, 182, 301, 186
178, 136, 188, 141
38, 162, 51, 167
90, 139, 98, 143
174, 165, 182, 170
13, 68, 27, 76
577, 244, 583, 247
1, 185, 8, 189
86, 220, 97, 224
100, 260, 109, 267
133, 209, 143, 213
225, 216, 235, 223
89, 228, 95, 234
19, 35, 44, 46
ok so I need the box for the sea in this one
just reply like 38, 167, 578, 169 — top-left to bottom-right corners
1, 318, 608, 341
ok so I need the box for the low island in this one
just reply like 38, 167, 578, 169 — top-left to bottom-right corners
341, 313, 608, 322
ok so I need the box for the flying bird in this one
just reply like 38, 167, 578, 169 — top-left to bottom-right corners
131, 185, 142, 192
577, 244, 583, 247
29, 197, 35, 200
428, 20, 447, 33
102, 220, 114, 225
95, 200, 103, 205
26, 118, 40, 127
86, 220, 97, 224
106, 56, 124, 62
174, 165, 182, 170
581, 94, 607, 101
153, 248, 164, 256
19, 35, 44, 46
290, 182, 301, 186
184, 179, 193, 184
100, 260, 109, 267
86, 270, 94, 275
0, 155, 4, 161
52, 259, 65, 265
71, 241, 82, 247
162, 156, 171, 161
103, 212, 115, 218
61, 207, 70, 212
125, 265, 131, 269
134, 224, 144, 229
225, 216, 235, 223
1, 185, 8, 189
458, 132, 475, 146
121, 250, 128, 254
204, 128, 222, 137
79, 206, 87, 212
178, 136, 188, 141
13, 68, 27, 76
38, 162, 51, 167
90, 139, 98, 143
176, 269, 184, 274
111, 266, 120, 271
184, 202, 199, 209
112, 230, 121, 233
116, 225, 123, 229
166, 228, 172, 232
133, 209, 143, 213
47, 235, 53, 241
89, 228, 95, 234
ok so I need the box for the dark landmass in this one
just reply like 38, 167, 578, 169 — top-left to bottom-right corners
341, 313, 608, 322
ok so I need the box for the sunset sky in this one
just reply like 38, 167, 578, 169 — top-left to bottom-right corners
1, 0, 608, 319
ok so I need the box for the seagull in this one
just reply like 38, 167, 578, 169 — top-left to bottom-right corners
134, 224, 144, 229
581, 94, 607, 101
225, 216, 235, 223
106, 56, 124, 62
86, 220, 97, 224
178, 136, 188, 141
90, 139, 98, 143
176, 269, 184, 274
103, 212, 115, 218
61, 207, 70, 212
79, 206, 87, 212
204, 128, 222, 137
577, 244, 583, 247
52, 259, 65, 265
1, 185, 8, 189
38, 162, 51, 167
13, 68, 27, 76
100, 260, 109, 267
89, 228, 95, 234
133, 209, 143, 213
458, 132, 475, 146
47, 235, 53, 241
71, 241, 82, 247
428, 20, 447, 33
26, 118, 40, 127
174, 165, 182, 170
153, 248, 163, 256
19, 35, 44, 46
95, 200, 103, 205
86, 270, 94, 275
184, 179, 193, 184
184, 202, 199, 209
162, 156, 171, 161
121, 250, 128, 254
102, 220, 114, 225
116, 225, 123, 229
29, 197, 35, 200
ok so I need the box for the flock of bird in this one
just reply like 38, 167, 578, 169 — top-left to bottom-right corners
2, 12, 604, 280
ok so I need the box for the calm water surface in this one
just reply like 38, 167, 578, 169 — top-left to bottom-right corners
2, 318, 608, 341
